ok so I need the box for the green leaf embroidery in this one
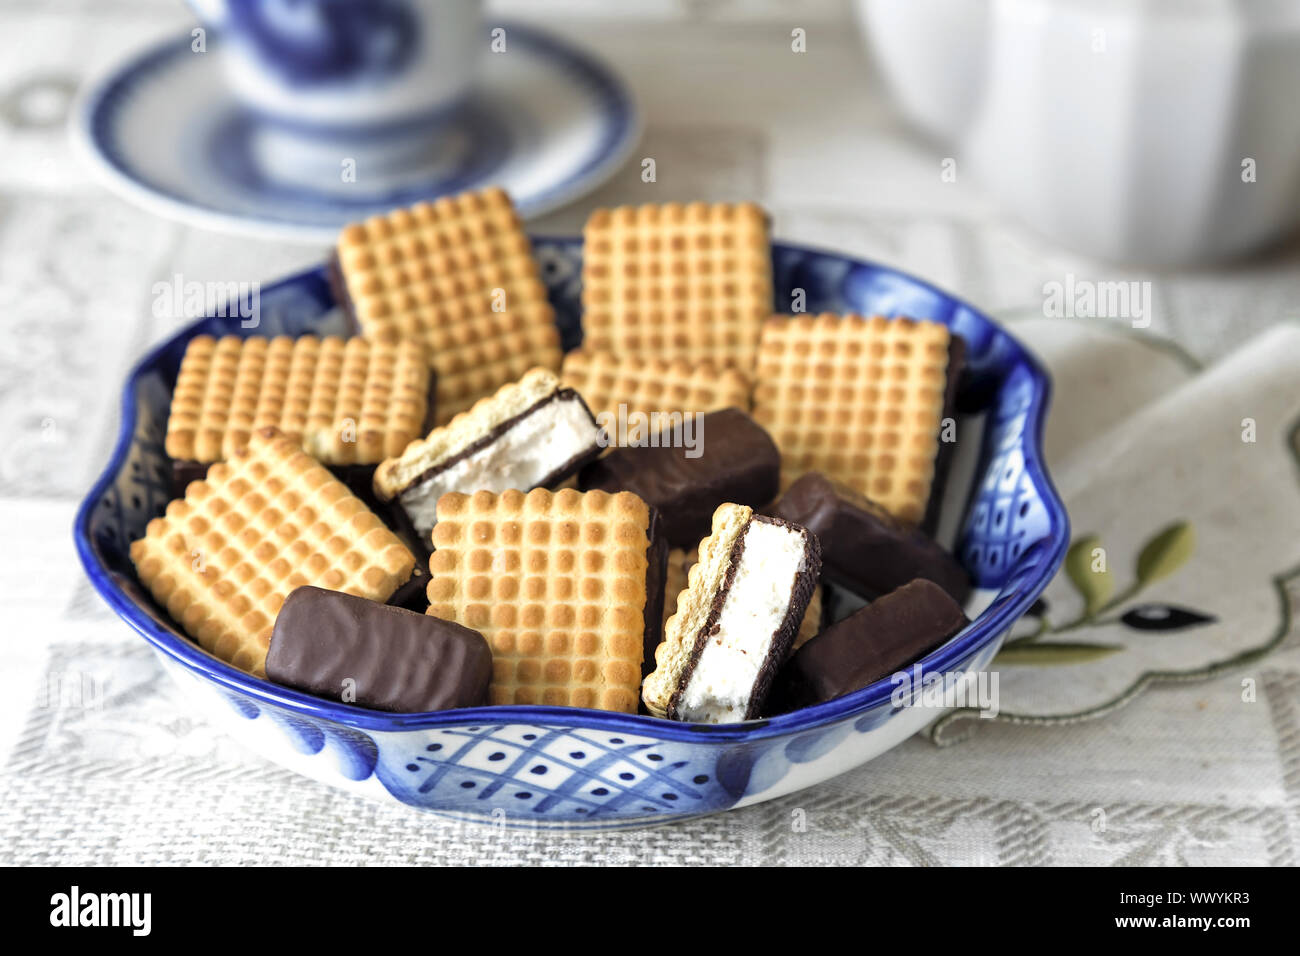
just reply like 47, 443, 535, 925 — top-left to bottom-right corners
1064, 534, 1113, 617
1135, 521, 1195, 586
993, 642, 1125, 666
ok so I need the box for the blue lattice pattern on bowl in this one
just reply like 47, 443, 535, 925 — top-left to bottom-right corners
75, 238, 1069, 827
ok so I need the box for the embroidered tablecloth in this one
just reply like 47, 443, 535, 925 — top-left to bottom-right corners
2, 0, 1298, 865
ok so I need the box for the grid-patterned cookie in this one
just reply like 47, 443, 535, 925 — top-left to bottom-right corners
560, 348, 751, 442
663, 547, 821, 651
753, 314, 953, 525
426, 488, 653, 713
164, 335, 430, 466
581, 202, 771, 369
335, 188, 561, 424
131, 426, 416, 677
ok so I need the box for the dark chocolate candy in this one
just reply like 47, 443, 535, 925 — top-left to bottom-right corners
768, 472, 970, 604
266, 586, 491, 713
641, 508, 670, 680
921, 334, 966, 534
386, 564, 429, 613
169, 459, 211, 499
577, 407, 780, 549
771, 579, 968, 713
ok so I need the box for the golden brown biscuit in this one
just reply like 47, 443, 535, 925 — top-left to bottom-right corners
560, 348, 751, 443
752, 313, 953, 525
581, 202, 771, 370
130, 426, 416, 677
426, 488, 658, 714
164, 335, 430, 465
335, 187, 562, 424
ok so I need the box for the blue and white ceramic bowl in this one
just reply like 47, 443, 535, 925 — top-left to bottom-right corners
74, 238, 1069, 829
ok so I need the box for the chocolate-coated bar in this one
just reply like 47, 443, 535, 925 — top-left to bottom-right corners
770, 578, 968, 713
768, 472, 970, 604
266, 586, 491, 713
578, 407, 780, 548
922, 335, 966, 534
641, 509, 670, 680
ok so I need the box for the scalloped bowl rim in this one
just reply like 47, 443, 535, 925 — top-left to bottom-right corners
72, 237, 1070, 744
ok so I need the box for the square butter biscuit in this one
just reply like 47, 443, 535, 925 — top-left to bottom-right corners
560, 348, 751, 443
130, 427, 416, 677
753, 314, 955, 525
164, 334, 431, 466
581, 202, 771, 370
427, 488, 662, 714
335, 187, 561, 424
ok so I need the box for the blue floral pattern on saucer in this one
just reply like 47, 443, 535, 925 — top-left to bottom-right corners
72, 24, 639, 243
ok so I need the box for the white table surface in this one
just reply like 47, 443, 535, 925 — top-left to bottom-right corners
2, 0, 1298, 865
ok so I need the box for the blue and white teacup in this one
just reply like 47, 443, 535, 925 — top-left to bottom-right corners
187, 0, 484, 178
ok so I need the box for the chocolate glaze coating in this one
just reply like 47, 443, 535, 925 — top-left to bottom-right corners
641, 509, 670, 680
266, 586, 491, 713
169, 459, 210, 498
578, 407, 780, 549
921, 334, 966, 534
768, 472, 970, 604
770, 578, 969, 713
385, 565, 430, 613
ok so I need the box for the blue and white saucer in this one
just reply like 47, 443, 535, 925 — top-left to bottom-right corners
71, 23, 640, 243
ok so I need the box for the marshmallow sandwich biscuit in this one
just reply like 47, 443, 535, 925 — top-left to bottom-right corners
334, 187, 562, 424
662, 547, 822, 653
643, 503, 821, 722
373, 367, 605, 536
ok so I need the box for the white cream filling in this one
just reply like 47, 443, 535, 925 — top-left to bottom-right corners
677, 520, 809, 723
399, 397, 600, 534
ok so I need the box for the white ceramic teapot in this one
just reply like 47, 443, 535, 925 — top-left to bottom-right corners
857, 0, 1300, 265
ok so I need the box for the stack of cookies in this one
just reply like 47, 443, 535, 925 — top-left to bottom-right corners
130, 187, 974, 724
